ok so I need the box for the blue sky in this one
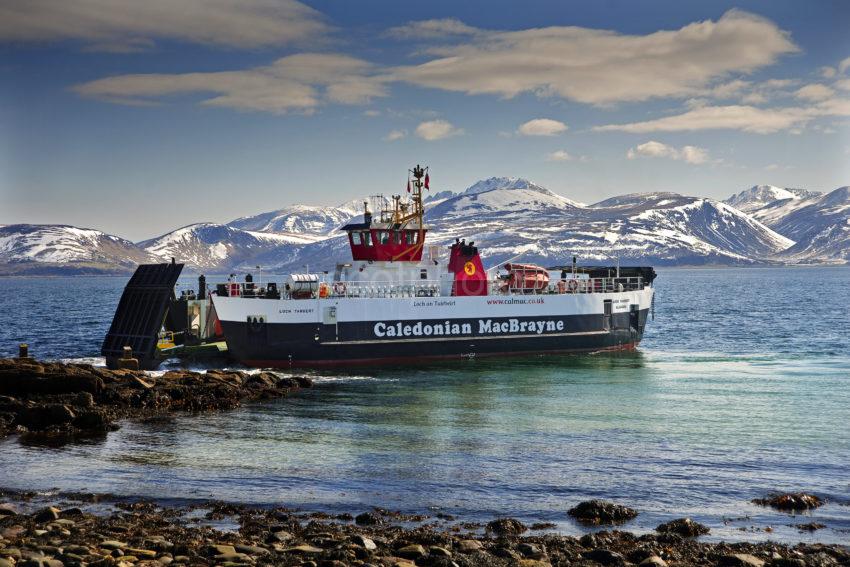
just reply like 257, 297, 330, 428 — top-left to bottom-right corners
1, 0, 849, 241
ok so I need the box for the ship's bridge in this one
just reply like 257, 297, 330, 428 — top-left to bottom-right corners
342, 165, 430, 262
341, 217, 428, 262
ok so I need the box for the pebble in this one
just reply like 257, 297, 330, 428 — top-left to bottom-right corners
234, 544, 269, 555
283, 545, 322, 555
639, 556, 668, 567
126, 548, 157, 559
100, 540, 128, 550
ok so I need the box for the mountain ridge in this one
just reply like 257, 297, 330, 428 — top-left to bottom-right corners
2, 179, 848, 275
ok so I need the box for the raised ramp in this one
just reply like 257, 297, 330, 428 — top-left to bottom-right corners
102, 262, 184, 370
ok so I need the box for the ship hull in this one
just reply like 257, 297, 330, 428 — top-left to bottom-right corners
213, 289, 653, 367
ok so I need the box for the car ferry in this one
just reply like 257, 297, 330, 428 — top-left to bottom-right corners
206, 165, 656, 367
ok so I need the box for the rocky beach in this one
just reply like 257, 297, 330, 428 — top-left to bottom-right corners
0, 490, 848, 567
1, 357, 848, 566
0, 357, 311, 443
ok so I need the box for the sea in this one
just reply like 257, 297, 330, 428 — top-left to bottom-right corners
0, 266, 848, 543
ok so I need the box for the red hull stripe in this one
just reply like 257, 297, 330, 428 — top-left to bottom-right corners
243, 341, 639, 368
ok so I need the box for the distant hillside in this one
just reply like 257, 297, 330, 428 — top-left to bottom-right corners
0, 224, 156, 275
3, 178, 848, 275
725, 184, 850, 264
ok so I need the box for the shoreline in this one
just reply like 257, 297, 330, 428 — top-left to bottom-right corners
2, 358, 848, 563
0, 357, 311, 442
1, 489, 847, 567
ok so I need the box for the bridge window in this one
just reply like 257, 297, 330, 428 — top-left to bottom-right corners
378, 231, 390, 244
363, 231, 373, 246
394, 231, 403, 244
406, 231, 419, 244
351, 232, 362, 245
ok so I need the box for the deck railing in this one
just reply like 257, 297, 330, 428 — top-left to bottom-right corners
213, 276, 646, 299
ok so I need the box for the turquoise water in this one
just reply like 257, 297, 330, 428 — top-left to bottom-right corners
1, 267, 848, 543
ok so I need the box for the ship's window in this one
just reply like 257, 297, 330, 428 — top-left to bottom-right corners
363, 231, 373, 246
406, 231, 419, 244
420, 269, 428, 280
394, 231, 403, 244
351, 232, 362, 246
378, 231, 390, 244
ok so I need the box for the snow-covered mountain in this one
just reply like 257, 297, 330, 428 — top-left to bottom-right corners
138, 223, 321, 271
0, 224, 156, 275
3, 178, 847, 274
725, 185, 849, 263
725, 185, 821, 214
772, 186, 850, 263
227, 203, 357, 236
276, 180, 793, 271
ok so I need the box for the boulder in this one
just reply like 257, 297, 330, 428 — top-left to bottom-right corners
485, 517, 527, 535
752, 493, 824, 511
351, 535, 377, 550
655, 517, 710, 537
395, 544, 426, 559
33, 507, 60, 523
18, 404, 76, 429
457, 540, 483, 553
582, 548, 627, 566
355, 511, 382, 525
568, 500, 638, 525
717, 554, 765, 567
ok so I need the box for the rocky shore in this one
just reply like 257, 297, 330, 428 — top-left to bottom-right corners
0, 492, 847, 567
0, 358, 311, 442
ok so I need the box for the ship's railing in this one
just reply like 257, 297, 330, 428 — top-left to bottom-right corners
489, 276, 645, 295
213, 276, 645, 299
332, 280, 442, 298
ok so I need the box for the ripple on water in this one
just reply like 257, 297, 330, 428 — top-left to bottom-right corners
0, 267, 849, 543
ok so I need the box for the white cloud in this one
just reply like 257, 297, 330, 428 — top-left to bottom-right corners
794, 84, 835, 102
627, 141, 709, 164
517, 118, 568, 136
833, 79, 850, 92
0, 0, 329, 50
840, 57, 850, 75
414, 119, 463, 141
383, 129, 407, 141
363, 110, 381, 117
546, 150, 574, 161
393, 10, 797, 105
596, 104, 814, 134
820, 66, 837, 79
386, 18, 479, 39
72, 54, 387, 114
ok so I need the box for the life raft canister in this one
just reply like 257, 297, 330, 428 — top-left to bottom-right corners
318, 283, 330, 298
567, 279, 579, 293
333, 281, 347, 295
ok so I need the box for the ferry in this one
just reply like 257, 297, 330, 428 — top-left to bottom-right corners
207, 165, 656, 367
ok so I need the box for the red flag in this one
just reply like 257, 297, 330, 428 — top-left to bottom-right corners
406, 179, 411, 193
424, 173, 430, 189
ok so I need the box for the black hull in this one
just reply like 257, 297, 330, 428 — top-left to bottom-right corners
221, 309, 650, 367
